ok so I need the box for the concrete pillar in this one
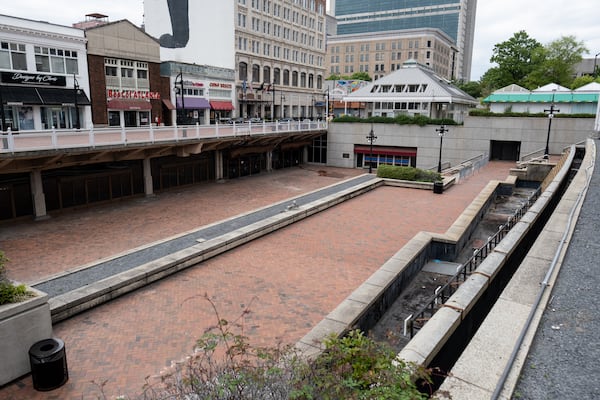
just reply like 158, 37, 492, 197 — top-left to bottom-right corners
30, 170, 48, 220
215, 150, 224, 180
266, 151, 273, 172
303, 146, 308, 164
143, 157, 154, 197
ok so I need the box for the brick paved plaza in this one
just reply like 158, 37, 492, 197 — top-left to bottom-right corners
0, 162, 513, 399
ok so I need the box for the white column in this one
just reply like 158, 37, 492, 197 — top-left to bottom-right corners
30, 170, 48, 220
266, 151, 273, 172
215, 150, 224, 180
143, 157, 154, 197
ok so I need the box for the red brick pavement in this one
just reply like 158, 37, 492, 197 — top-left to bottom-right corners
0, 162, 514, 399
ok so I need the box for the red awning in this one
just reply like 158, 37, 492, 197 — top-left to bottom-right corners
107, 99, 152, 110
162, 99, 175, 110
210, 100, 235, 111
354, 145, 417, 157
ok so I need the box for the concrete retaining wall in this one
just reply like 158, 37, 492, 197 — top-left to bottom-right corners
434, 140, 594, 399
295, 177, 509, 357
327, 116, 593, 170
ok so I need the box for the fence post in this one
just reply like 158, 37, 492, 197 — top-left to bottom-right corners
89, 124, 95, 148
51, 126, 57, 149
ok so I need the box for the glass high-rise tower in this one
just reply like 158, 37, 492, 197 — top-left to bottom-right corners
330, 0, 477, 81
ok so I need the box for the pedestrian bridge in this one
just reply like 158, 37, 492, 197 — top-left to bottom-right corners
0, 120, 327, 155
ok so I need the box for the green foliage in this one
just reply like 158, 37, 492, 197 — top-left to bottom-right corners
481, 31, 590, 92
332, 114, 457, 126
377, 165, 441, 183
455, 80, 483, 99
487, 30, 543, 89
133, 296, 430, 400
0, 251, 33, 305
524, 35, 588, 88
291, 330, 429, 400
571, 75, 596, 89
326, 72, 372, 82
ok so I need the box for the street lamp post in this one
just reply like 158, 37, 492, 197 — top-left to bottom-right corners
543, 91, 560, 159
593, 52, 600, 77
366, 124, 377, 173
73, 74, 81, 129
174, 70, 184, 125
436, 125, 449, 173
280, 92, 285, 119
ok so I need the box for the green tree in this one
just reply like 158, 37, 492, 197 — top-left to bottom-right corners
570, 75, 596, 89
349, 71, 372, 81
455, 80, 482, 98
488, 30, 543, 88
326, 73, 342, 80
525, 35, 588, 87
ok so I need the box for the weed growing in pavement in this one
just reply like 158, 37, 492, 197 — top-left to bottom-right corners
94, 293, 431, 399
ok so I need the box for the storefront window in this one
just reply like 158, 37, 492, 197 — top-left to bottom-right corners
109, 111, 121, 126
17, 107, 34, 130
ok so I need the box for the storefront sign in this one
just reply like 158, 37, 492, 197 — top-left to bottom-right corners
1, 72, 66, 86
107, 89, 161, 100
209, 82, 232, 89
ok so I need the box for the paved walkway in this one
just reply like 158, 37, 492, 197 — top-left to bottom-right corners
513, 145, 600, 399
0, 162, 514, 400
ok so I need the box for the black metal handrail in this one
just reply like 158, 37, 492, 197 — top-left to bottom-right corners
404, 188, 540, 338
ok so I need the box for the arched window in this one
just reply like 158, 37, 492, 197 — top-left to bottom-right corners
274, 68, 281, 85
317, 75, 322, 90
283, 69, 290, 86
239, 62, 248, 81
263, 66, 271, 84
292, 71, 298, 87
252, 64, 260, 82
308, 73, 314, 88
300, 72, 306, 87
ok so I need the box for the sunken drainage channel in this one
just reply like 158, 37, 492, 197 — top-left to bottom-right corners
414, 147, 584, 391
403, 188, 541, 339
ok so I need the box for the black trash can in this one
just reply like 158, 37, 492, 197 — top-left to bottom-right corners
433, 181, 444, 194
29, 338, 68, 391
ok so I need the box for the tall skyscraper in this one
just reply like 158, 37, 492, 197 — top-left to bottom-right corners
329, 0, 477, 81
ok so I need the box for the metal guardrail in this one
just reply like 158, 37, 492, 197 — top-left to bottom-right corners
404, 188, 540, 338
0, 120, 328, 154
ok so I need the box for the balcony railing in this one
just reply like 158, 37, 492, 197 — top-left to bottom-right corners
0, 120, 327, 154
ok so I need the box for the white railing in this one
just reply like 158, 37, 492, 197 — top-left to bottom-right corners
0, 120, 327, 154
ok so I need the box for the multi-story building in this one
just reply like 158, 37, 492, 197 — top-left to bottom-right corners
144, 0, 328, 122
328, 0, 477, 81
326, 28, 457, 81
82, 17, 170, 127
235, 0, 328, 120
0, 15, 90, 131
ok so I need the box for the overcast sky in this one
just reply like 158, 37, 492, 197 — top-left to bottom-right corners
2, 0, 599, 81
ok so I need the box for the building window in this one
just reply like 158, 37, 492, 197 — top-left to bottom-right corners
34, 46, 78, 74
263, 66, 271, 84
292, 71, 298, 87
239, 62, 248, 81
0, 42, 26, 71
274, 68, 281, 85
283, 69, 289, 85
252, 64, 260, 82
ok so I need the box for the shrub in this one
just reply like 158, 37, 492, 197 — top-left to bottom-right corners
331, 114, 459, 126
0, 251, 33, 305
377, 164, 441, 182
133, 295, 430, 400
291, 330, 430, 400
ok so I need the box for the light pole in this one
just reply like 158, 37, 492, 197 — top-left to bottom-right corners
280, 92, 285, 119
593, 52, 600, 77
436, 125, 449, 173
174, 70, 184, 125
366, 124, 377, 173
543, 90, 560, 159
73, 74, 81, 129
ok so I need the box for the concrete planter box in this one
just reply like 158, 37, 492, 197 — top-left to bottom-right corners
0, 286, 52, 385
